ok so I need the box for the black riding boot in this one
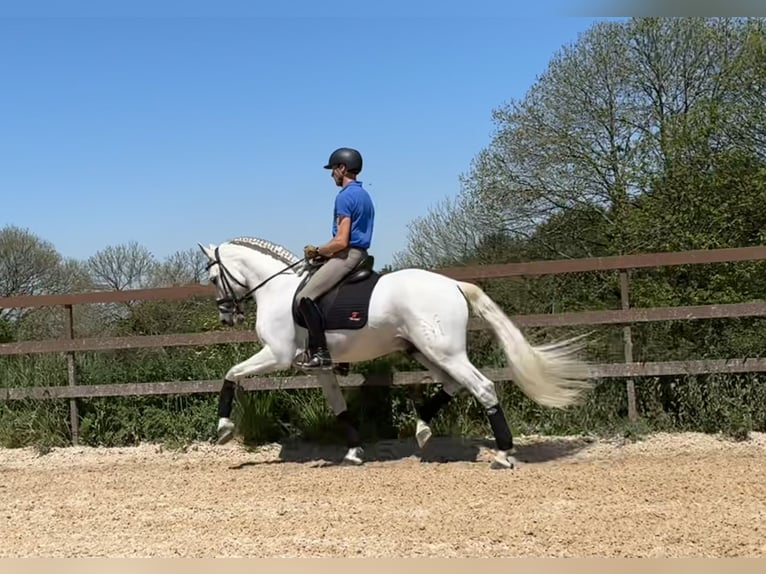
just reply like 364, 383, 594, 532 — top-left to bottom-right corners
296, 297, 333, 370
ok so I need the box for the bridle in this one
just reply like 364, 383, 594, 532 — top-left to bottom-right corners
206, 246, 304, 316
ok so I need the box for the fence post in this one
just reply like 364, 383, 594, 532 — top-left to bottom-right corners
64, 304, 80, 445
619, 269, 638, 421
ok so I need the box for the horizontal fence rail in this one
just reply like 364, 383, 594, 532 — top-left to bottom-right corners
2, 300, 766, 357
432, 245, 766, 280
3, 244, 766, 310
5, 358, 766, 402
0, 283, 212, 309
2, 245, 766, 438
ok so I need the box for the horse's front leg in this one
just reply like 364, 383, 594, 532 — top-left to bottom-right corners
316, 370, 363, 465
216, 345, 290, 445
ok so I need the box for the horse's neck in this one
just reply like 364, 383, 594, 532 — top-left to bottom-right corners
244, 256, 292, 283
230, 247, 300, 305
254, 272, 301, 306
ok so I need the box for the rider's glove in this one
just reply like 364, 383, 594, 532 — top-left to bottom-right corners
304, 245, 319, 259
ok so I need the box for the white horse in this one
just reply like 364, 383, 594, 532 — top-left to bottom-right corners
198, 236, 593, 469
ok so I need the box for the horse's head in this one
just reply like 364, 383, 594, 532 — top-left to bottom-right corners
198, 242, 248, 326
198, 237, 304, 327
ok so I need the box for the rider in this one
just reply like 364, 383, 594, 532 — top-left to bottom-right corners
296, 147, 375, 370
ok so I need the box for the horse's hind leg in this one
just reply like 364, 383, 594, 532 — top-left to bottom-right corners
409, 351, 461, 449
419, 350, 517, 470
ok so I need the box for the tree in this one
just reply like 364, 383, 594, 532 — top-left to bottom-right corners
393, 17, 766, 265
391, 193, 492, 269
0, 226, 110, 338
87, 241, 157, 291
0, 225, 64, 300
149, 248, 208, 287
117, 248, 211, 336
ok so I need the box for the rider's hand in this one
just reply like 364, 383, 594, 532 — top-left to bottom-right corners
304, 245, 319, 259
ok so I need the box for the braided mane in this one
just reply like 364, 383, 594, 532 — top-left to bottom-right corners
227, 236, 301, 265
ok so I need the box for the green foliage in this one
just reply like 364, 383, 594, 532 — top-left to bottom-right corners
0, 400, 71, 453
77, 395, 217, 447
0, 316, 14, 343
234, 389, 288, 445
284, 390, 338, 443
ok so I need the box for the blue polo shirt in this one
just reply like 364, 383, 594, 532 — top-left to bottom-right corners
332, 180, 375, 249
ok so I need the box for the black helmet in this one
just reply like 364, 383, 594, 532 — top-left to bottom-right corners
323, 147, 363, 173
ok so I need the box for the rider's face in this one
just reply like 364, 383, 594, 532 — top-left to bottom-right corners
331, 165, 345, 187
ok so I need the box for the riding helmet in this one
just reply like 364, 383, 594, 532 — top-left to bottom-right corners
323, 147, 363, 173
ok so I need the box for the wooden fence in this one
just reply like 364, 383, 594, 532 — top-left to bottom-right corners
2, 245, 766, 444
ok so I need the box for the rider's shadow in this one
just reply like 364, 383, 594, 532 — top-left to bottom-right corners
229, 435, 594, 469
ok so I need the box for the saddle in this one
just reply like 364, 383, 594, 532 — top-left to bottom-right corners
291, 253, 381, 333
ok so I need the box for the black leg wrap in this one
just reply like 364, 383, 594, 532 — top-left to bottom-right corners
218, 379, 236, 418
416, 388, 453, 423
487, 403, 513, 451
336, 410, 361, 448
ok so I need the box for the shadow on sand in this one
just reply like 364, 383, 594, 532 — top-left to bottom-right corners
228, 434, 595, 470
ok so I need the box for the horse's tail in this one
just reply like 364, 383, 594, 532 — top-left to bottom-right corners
458, 281, 594, 408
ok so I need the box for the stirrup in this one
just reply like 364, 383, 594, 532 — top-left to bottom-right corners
297, 349, 333, 370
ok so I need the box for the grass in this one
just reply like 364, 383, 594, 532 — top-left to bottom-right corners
1, 357, 765, 450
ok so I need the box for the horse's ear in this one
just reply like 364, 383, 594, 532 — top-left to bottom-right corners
197, 242, 215, 260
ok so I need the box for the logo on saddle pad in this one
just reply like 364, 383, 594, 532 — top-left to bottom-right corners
291, 255, 381, 331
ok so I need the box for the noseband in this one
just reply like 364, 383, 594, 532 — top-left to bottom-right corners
206, 246, 303, 315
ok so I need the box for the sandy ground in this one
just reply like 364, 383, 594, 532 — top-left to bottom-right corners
1, 431, 765, 558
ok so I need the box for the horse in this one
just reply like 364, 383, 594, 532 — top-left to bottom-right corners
197, 236, 594, 469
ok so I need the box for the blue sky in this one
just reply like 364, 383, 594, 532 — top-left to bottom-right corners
0, 3, 624, 267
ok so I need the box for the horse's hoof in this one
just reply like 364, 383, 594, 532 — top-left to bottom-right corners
216, 418, 235, 445
342, 446, 364, 465
415, 420, 432, 449
489, 451, 518, 470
